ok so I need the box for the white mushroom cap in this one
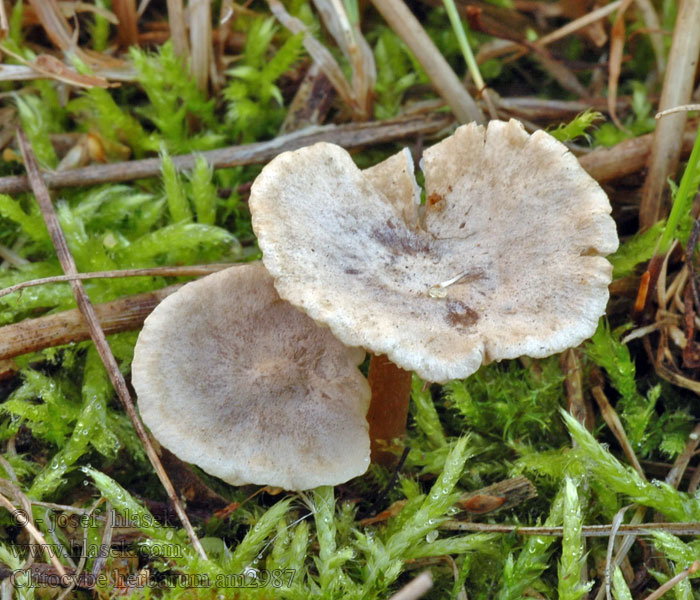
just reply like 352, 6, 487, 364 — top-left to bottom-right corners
249, 119, 619, 383
132, 263, 371, 491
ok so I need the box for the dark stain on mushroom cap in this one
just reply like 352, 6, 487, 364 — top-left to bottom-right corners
445, 300, 479, 329
371, 218, 431, 256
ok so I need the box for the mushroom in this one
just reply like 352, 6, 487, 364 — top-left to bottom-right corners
249, 119, 619, 452
131, 262, 371, 491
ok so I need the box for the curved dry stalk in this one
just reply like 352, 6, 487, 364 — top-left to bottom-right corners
639, 0, 700, 229
16, 130, 207, 561
370, 0, 484, 124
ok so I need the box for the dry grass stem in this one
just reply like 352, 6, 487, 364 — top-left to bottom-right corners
0, 113, 452, 194
268, 0, 358, 115
591, 386, 645, 477
640, 561, 700, 600
476, 0, 623, 62
0, 1, 9, 37
561, 349, 592, 430
312, 0, 376, 119
113, 0, 139, 47
0, 490, 68, 578
607, 0, 635, 129
665, 423, 700, 490
387, 571, 433, 600
0, 263, 231, 299
594, 505, 646, 600
370, 0, 484, 124
280, 63, 335, 132
441, 519, 700, 537
167, 0, 190, 60
15, 129, 207, 560
657, 104, 700, 118
189, 0, 212, 91
639, 0, 700, 228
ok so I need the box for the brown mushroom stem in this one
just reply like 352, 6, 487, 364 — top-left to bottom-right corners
367, 354, 413, 467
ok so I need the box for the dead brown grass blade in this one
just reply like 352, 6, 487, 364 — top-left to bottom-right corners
475, 1, 622, 63
591, 384, 645, 477
167, 0, 190, 60
113, 0, 139, 47
561, 349, 593, 430
189, 0, 213, 91
0, 113, 452, 194
15, 128, 207, 561
0, 0, 8, 40
640, 561, 700, 600
312, 0, 376, 119
608, 0, 634, 129
268, 0, 358, 114
639, 0, 700, 229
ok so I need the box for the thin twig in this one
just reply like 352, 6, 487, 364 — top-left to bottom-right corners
16, 129, 207, 560
0, 263, 232, 299
0, 114, 452, 195
440, 519, 700, 537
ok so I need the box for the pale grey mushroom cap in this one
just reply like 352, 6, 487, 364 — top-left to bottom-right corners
132, 263, 371, 491
250, 119, 619, 383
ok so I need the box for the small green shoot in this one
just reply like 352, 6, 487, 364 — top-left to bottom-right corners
548, 110, 603, 143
